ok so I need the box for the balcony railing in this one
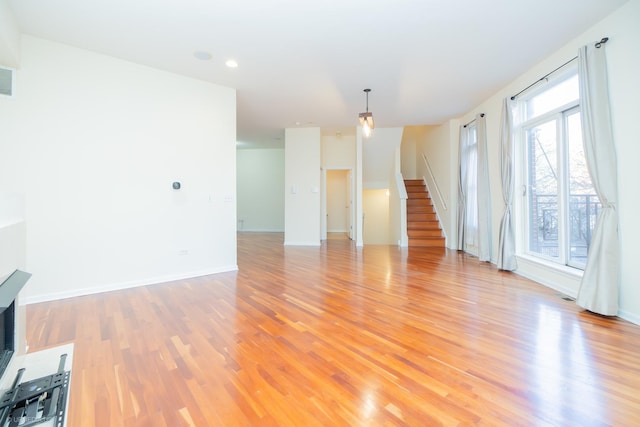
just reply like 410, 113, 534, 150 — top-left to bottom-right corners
529, 193, 601, 263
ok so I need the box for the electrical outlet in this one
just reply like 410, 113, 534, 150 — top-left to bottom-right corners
178, 249, 188, 256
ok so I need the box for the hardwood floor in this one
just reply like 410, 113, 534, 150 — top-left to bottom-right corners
26, 233, 640, 426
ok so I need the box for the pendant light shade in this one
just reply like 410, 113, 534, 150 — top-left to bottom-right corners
359, 89, 374, 137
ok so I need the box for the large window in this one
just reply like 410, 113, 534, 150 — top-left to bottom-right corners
519, 71, 600, 269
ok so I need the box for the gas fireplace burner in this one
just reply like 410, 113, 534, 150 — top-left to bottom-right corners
0, 354, 70, 427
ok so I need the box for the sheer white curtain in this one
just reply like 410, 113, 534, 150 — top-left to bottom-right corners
476, 114, 492, 262
497, 99, 517, 271
457, 126, 468, 250
576, 41, 619, 315
465, 144, 478, 248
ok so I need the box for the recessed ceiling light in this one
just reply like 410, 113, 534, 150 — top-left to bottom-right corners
225, 59, 238, 68
194, 51, 212, 61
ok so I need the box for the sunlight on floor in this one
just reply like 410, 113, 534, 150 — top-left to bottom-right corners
326, 232, 349, 240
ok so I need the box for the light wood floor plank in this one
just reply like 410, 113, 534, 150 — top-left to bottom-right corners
26, 232, 640, 426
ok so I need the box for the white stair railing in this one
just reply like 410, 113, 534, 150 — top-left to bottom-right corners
421, 152, 447, 211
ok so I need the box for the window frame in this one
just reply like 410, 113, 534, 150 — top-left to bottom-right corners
514, 66, 594, 271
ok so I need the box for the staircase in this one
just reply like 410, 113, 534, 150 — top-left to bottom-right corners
405, 179, 445, 247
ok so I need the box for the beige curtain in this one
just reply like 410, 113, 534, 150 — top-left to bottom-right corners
497, 99, 517, 271
575, 42, 619, 315
457, 126, 468, 250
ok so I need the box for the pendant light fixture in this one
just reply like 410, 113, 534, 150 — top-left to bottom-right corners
359, 88, 374, 138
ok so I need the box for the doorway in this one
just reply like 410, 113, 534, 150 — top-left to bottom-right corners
322, 169, 353, 240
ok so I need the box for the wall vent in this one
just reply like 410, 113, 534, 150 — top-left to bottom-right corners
0, 67, 14, 97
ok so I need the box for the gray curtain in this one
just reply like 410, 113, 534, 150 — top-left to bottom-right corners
476, 114, 492, 262
457, 126, 468, 250
575, 42, 619, 315
497, 99, 517, 271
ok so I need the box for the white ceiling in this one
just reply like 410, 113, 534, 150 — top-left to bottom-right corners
8, 0, 629, 148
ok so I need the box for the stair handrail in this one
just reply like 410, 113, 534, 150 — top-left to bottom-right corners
421, 152, 447, 211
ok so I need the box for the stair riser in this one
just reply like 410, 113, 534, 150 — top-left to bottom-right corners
408, 208, 436, 215
408, 230, 443, 237
407, 200, 433, 208
408, 213, 437, 222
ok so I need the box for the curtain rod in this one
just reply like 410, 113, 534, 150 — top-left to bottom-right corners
463, 113, 484, 128
510, 37, 609, 101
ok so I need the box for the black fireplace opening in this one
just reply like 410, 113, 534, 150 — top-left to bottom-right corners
0, 301, 16, 377
0, 270, 31, 382
0, 300, 14, 380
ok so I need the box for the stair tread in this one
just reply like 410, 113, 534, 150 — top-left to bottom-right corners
408, 231, 443, 237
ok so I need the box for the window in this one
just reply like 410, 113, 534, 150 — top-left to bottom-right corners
461, 123, 478, 254
0, 67, 14, 97
518, 70, 600, 269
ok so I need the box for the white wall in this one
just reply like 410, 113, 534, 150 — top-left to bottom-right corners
0, 193, 25, 279
237, 149, 285, 232
360, 128, 403, 245
0, 36, 237, 303
363, 128, 403, 189
321, 133, 356, 239
422, 0, 640, 323
605, 0, 640, 323
400, 127, 418, 179
322, 133, 356, 167
363, 189, 390, 244
0, 0, 20, 68
284, 127, 321, 245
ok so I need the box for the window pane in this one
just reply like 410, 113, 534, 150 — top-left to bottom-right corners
567, 112, 601, 265
0, 68, 12, 96
527, 120, 559, 258
525, 75, 579, 120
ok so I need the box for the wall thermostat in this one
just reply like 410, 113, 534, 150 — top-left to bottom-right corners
172, 182, 181, 190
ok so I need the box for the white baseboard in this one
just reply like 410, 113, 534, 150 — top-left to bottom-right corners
20, 265, 238, 306
618, 309, 640, 326
284, 241, 321, 246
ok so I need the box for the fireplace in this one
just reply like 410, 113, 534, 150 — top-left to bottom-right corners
0, 270, 72, 427
0, 301, 15, 378
0, 270, 30, 381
